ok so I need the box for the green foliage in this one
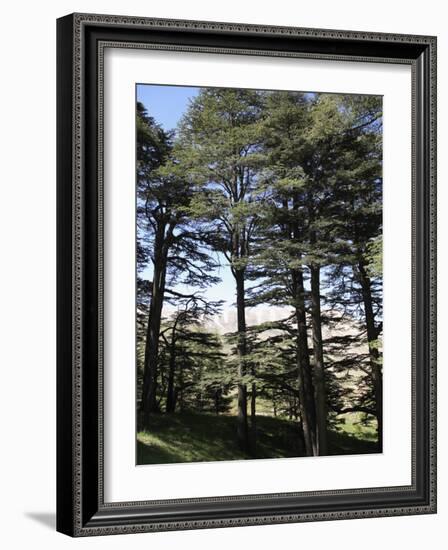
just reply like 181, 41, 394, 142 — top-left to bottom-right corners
177, 88, 266, 273
366, 235, 383, 278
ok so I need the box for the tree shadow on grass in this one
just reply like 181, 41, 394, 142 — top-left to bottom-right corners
137, 414, 246, 464
137, 439, 185, 464
136, 412, 305, 464
327, 429, 378, 455
137, 411, 378, 465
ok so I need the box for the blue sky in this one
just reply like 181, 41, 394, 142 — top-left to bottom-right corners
137, 84, 199, 133
137, 84, 236, 307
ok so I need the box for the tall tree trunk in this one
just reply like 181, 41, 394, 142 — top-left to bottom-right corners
292, 268, 318, 456
296, 348, 314, 455
235, 268, 249, 452
310, 265, 328, 455
358, 261, 383, 452
250, 378, 256, 454
165, 331, 176, 413
140, 231, 167, 428
290, 195, 317, 455
178, 357, 184, 413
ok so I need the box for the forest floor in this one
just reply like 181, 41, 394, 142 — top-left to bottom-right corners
137, 411, 378, 465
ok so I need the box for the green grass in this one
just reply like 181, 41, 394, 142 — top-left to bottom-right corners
137, 411, 378, 465
328, 412, 379, 455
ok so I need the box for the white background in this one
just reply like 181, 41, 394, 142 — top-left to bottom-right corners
104, 49, 412, 501
0, 1, 445, 549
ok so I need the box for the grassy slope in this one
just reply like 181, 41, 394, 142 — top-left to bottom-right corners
137, 412, 378, 465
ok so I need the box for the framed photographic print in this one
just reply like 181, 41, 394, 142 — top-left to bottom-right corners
56, 13, 437, 536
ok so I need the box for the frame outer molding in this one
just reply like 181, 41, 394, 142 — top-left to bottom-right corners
56, 12, 437, 537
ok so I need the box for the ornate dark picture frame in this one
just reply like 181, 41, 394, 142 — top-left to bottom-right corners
56, 13, 437, 537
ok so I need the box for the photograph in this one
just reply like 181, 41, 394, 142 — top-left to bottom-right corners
54, 10, 436, 538
135, 84, 383, 464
